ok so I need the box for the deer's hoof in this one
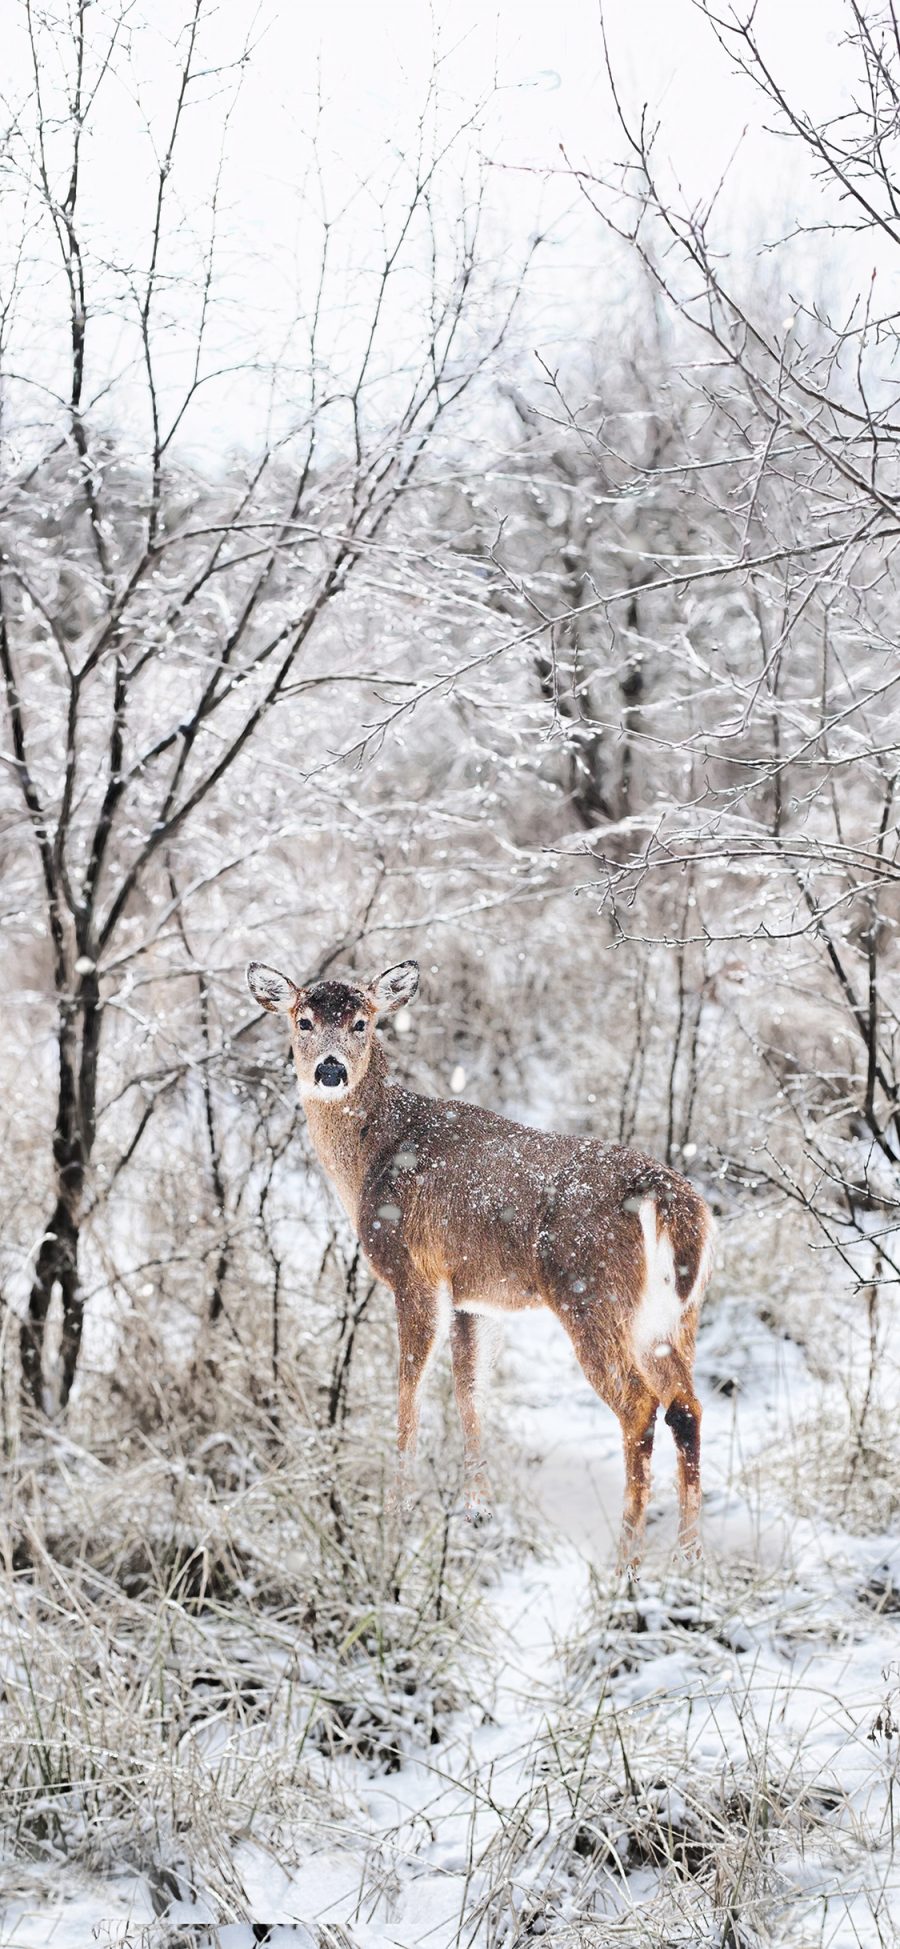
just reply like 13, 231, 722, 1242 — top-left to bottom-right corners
616, 1527, 644, 1578
678, 1533, 703, 1567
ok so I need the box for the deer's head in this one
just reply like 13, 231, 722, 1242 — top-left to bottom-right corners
247, 959, 419, 1100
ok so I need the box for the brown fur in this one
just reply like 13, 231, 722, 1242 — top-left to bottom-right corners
304, 980, 369, 1026
248, 960, 714, 1562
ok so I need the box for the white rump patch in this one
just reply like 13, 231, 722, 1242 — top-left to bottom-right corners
632, 1197, 681, 1357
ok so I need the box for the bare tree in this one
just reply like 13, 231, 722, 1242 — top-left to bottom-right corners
0, 0, 532, 1409
533, 0, 900, 1295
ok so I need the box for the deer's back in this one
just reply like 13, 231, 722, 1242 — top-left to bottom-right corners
357, 1088, 709, 1317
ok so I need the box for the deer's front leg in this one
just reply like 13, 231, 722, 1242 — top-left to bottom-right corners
450, 1310, 493, 1523
391, 1279, 439, 1516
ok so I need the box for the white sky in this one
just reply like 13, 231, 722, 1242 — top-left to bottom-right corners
1, 0, 857, 463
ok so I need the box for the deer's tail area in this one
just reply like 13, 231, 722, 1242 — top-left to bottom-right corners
626, 1170, 715, 1402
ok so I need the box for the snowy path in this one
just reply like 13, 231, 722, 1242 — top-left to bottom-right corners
246, 1313, 615, 1948
217, 1306, 820, 1946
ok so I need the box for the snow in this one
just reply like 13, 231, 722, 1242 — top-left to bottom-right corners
6, 1292, 898, 1947
0, 1872, 154, 1946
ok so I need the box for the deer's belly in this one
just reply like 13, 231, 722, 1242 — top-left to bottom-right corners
453, 1284, 543, 1315
450, 1250, 543, 1312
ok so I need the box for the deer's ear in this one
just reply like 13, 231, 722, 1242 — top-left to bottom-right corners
369, 960, 419, 1015
247, 962, 299, 1014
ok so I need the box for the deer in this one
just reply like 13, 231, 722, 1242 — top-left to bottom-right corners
246, 957, 714, 1566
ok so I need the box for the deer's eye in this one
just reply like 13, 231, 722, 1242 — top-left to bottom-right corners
297, 1017, 313, 1032
353, 1018, 367, 1034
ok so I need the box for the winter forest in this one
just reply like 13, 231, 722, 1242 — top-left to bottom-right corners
2, 1, 900, 1943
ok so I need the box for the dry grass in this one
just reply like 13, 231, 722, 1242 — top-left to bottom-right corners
0, 1311, 520, 1921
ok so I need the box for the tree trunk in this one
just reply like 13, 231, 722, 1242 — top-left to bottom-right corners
21, 973, 99, 1412
20, 1198, 81, 1412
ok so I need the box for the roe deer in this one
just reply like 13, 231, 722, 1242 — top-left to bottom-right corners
247, 957, 714, 1564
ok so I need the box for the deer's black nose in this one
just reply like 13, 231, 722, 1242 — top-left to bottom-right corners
315, 1056, 348, 1089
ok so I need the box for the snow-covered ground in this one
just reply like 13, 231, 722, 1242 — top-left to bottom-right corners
3, 1292, 899, 1949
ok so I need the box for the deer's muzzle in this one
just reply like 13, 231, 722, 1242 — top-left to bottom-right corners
315, 1056, 348, 1089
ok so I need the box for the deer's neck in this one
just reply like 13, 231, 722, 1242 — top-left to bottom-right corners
302, 1039, 393, 1226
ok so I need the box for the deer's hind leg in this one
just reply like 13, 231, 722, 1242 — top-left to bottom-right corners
552, 1301, 658, 1568
617, 1374, 659, 1571
450, 1310, 493, 1524
636, 1339, 702, 1561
